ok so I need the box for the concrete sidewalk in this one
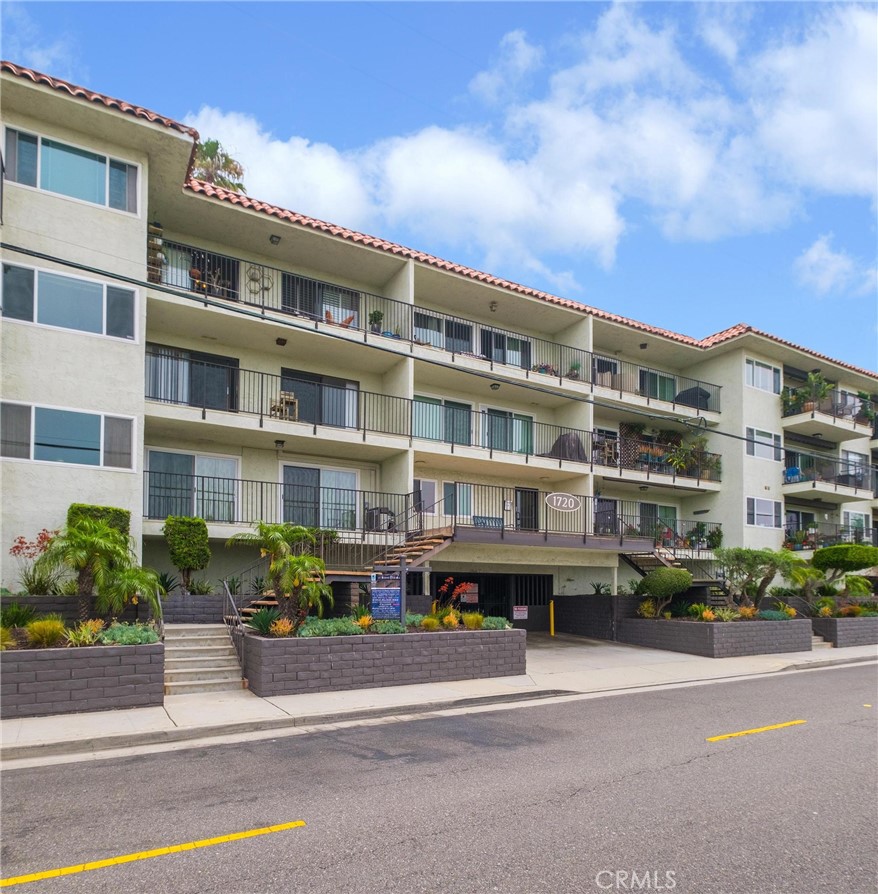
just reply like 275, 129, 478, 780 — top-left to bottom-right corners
2, 634, 875, 768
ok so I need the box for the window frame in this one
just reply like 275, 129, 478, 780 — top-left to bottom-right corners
1, 400, 135, 471
4, 126, 141, 216
279, 461, 361, 529
746, 426, 783, 462
746, 496, 783, 529
745, 358, 781, 394
145, 447, 240, 521
2, 262, 138, 342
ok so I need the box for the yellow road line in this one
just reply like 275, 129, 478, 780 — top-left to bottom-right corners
0, 820, 306, 888
707, 719, 806, 742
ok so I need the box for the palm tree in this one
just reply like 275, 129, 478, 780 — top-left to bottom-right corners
272, 553, 332, 629
192, 138, 246, 192
226, 522, 316, 598
96, 566, 165, 622
36, 519, 134, 621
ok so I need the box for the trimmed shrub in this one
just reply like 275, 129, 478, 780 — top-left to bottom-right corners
98, 622, 159, 645
67, 503, 130, 535
757, 610, 790, 621
639, 567, 693, 617
163, 517, 211, 591
482, 616, 510, 630
26, 618, 67, 647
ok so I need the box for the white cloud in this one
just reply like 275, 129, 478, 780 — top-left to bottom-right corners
469, 30, 543, 104
696, 4, 753, 64
181, 5, 877, 282
1, 3, 81, 80
793, 234, 877, 297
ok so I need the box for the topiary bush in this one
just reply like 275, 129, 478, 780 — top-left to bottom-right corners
163, 517, 211, 593
67, 503, 130, 535
639, 567, 693, 617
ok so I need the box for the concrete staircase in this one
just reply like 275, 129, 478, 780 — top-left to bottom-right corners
163, 624, 245, 696
811, 632, 833, 650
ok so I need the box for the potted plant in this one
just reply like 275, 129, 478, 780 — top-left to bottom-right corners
368, 310, 384, 334
780, 386, 804, 416
566, 361, 582, 381
802, 371, 833, 412
705, 527, 723, 550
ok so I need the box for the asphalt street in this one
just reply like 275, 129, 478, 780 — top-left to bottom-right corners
1, 665, 876, 894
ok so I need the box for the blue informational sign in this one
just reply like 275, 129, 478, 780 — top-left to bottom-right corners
371, 587, 402, 620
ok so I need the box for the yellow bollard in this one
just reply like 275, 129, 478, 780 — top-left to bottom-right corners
549, 599, 555, 637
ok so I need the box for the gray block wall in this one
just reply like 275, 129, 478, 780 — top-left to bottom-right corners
1, 643, 164, 718
811, 617, 878, 648
243, 629, 526, 697
554, 595, 641, 640
619, 619, 812, 658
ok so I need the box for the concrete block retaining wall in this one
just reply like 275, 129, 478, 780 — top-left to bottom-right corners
243, 628, 527, 697
0, 643, 164, 719
811, 617, 878, 648
618, 619, 812, 658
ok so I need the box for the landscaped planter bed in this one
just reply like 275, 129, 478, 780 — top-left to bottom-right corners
0, 643, 164, 719
811, 617, 878, 648
242, 628, 526, 697
617, 618, 812, 658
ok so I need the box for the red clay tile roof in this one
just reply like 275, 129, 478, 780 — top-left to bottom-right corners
0, 61, 199, 138
187, 180, 877, 378
4, 61, 874, 380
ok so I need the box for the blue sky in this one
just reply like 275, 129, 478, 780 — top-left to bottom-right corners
4, 2, 877, 371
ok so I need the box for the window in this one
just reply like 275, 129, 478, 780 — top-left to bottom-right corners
282, 368, 359, 428
2, 265, 135, 339
842, 512, 871, 542
1, 403, 133, 469
413, 479, 438, 513
413, 312, 443, 347
483, 408, 534, 454
639, 370, 676, 402
5, 128, 138, 213
480, 330, 532, 369
282, 465, 358, 529
146, 450, 237, 521
443, 482, 472, 518
146, 344, 239, 411
745, 359, 781, 394
592, 356, 619, 387
279, 273, 359, 324
746, 497, 782, 528
746, 427, 782, 461
413, 396, 472, 445
640, 503, 677, 538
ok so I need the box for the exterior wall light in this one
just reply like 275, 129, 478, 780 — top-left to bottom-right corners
269, 234, 281, 245
490, 382, 501, 391
274, 440, 285, 449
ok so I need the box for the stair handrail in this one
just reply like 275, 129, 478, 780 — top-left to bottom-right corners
221, 579, 246, 674
366, 492, 454, 569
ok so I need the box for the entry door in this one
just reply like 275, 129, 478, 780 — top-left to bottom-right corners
515, 488, 539, 531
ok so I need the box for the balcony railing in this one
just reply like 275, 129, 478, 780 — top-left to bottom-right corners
417, 483, 722, 554
783, 523, 877, 550
783, 452, 873, 491
144, 352, 722, 483
152, 238, 722, 411
781, 386, 876, 424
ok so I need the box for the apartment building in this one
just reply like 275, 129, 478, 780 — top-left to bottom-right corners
2, 62, 876, 621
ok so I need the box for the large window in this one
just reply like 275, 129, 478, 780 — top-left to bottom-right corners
842, 511, 871, 542
1, 402, 133, 469
413, 479, 438, 514
146, 344, 239, 411
745, 359, 781, 394
5, 128, 138, 213
146, 450, 237, 521
2, 264, 135, 339
746, 427, 782, 461
443, 482, 472, 518
413, 396, 472, 445
480, 330, 531, 369
413, 312, 473, 353
483, 408, 533, 454
281, 273, 359, 324
746, 497, 782, 528
282, 465, 358, 529
281, 369, 359, 428
639, 370, 676, 402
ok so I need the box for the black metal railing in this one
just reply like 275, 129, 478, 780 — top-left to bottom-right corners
593, 435, 722, 483
781, 386, 876, 424
415, 483, 722, 554
221, 580, 245, 671
144, 471, 411, 531
153, 238, 722, 411
783, 452, 873, 491
783, 523, 877, 550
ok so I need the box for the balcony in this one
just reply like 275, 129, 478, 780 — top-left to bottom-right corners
782, 453, 875, 504
781, 387, 876, 443
144, 352, 722, 485
149, 237, 722, 412
783, 522, 877, 551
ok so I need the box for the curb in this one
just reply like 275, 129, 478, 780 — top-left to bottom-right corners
784, 655, 878, 672
0, 689, 575, 762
